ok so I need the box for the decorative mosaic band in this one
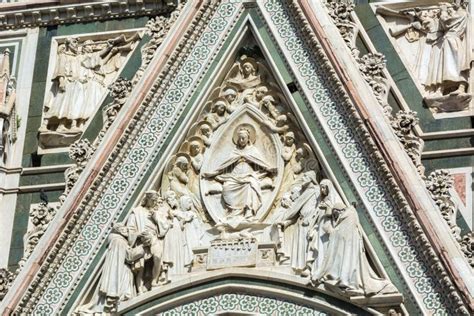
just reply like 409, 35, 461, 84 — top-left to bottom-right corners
260, 0, 448, 313
33, 2, 242, 314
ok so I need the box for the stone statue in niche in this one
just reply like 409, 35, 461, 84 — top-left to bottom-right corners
39, 32, 141, 149
377, 2, 472, 113
78, 51, 401, 313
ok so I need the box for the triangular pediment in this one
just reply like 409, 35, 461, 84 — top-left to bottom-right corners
1, 2, 465, 315
71, 25, 401, 313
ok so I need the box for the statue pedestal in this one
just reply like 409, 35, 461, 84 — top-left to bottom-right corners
39, 130, 82, 149
424, 93, 472, 113
192, 241, 277, 272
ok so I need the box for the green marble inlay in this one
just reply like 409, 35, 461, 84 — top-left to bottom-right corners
355, 4, 473, 133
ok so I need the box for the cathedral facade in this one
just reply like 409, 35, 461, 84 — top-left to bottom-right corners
0, 0, 472, 315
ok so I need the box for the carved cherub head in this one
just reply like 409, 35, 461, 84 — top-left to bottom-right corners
241, 57, 258, 77
284, 131, 295, 146
320, 179, 333, 197
164, 190, 178, 209
189, 140, 202, 156
222, 87, 238, 103
180, 195, 194, 212
199, 122, 212, 137
141, 190, 159, 208
237, 129, 250, 148
255, 86, 269, 101
175, 155, 189, 172
65, 37, 79, 53
212, 100, 227, 116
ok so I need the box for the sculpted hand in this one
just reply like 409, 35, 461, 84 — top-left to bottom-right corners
58, 77, 66, 92
411, 21, 422, 31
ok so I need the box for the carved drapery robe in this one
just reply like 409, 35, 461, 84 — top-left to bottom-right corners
44, 50, 85, 122
79, 51, 106, 120
308, 179, 343, 275
210, 145, 272, 218
99, 233, 136, 301
163, 209, 190, 276
425, 7, 471, 87
79, 231, 143, 313
312, 206, 397, 296
280, 183, 320, 272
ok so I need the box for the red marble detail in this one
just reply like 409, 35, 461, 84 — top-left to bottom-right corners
452, 173, 466, 207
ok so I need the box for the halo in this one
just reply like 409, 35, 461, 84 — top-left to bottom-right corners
196, 121, 213, 134
175, 152, 191, 165
221, 84, 239, 96
188, 135, 204, 150
232, 123, 256, 145
211, 97, 229, 111
240, 55, 259, 72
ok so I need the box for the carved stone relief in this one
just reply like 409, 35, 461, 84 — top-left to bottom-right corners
0, 49, 16, 166
376, 1, 473, 114
17, 139, 95, 274
391, 110, 425, 176
38, 32, 141, 150
0, 268, 13, 301
17, 202, 59, 271
426, 169, 474, 268
76, 52, 400, 313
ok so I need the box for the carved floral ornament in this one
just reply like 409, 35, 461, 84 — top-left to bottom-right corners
76, 53, 400, 314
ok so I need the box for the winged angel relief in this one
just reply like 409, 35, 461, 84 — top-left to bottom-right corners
77, 53, 398, 314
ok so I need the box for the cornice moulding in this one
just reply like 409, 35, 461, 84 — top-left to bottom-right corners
0, 0, 177, 30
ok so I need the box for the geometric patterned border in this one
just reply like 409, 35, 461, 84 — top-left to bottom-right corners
159, 293, 327, 316
260, 1, 448, 314
33, 2, 243, 314
20, 0, 462, 315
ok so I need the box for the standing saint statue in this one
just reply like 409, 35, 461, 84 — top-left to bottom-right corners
425, 2, 471, 96
42, 37, 84, 133
203, 124, 277, 222
77, 223, 144, 314
311, 202, 398, 296
126, 191, 165, 293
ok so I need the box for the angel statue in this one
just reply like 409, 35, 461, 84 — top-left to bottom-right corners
203, 124, 277, 222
